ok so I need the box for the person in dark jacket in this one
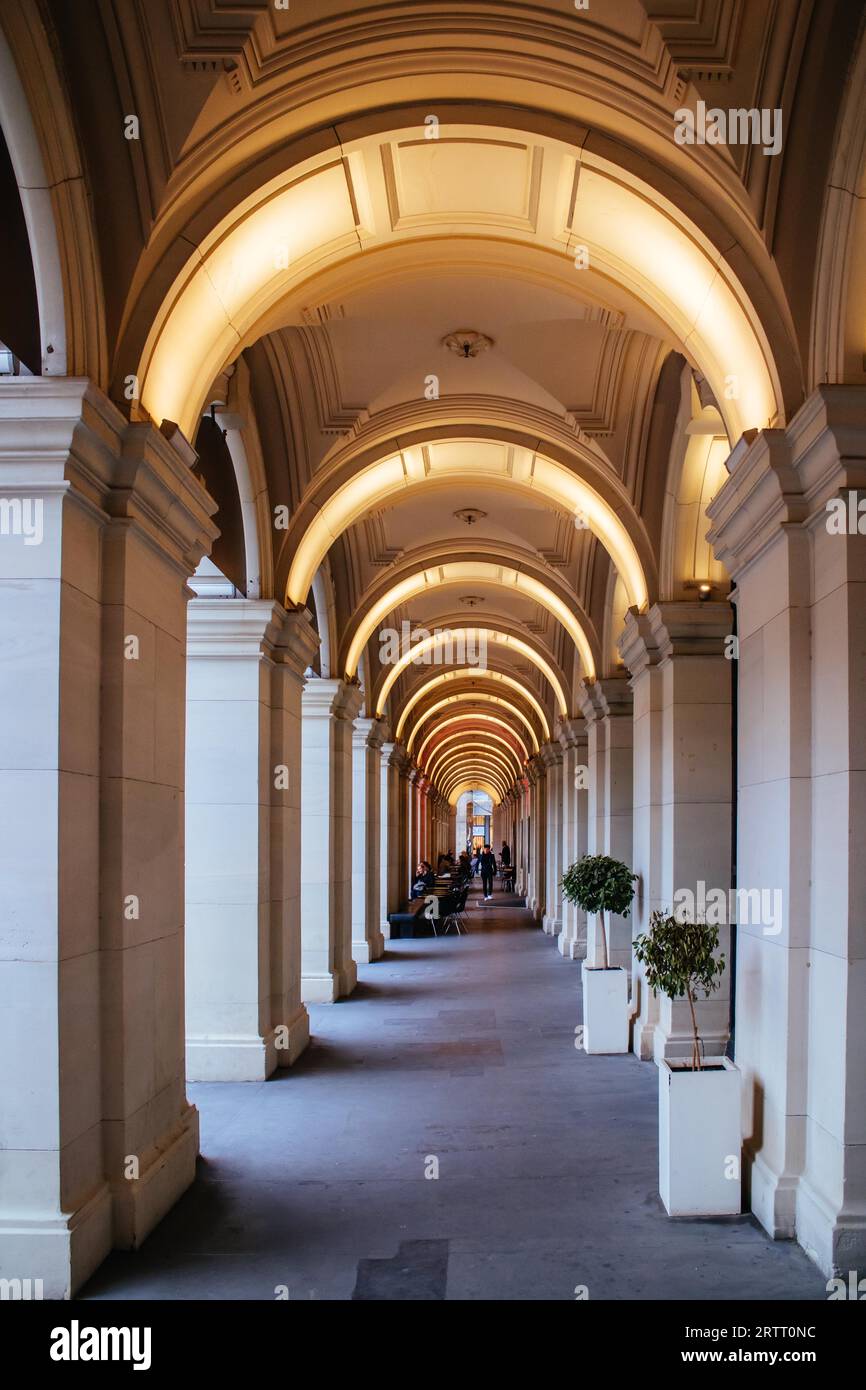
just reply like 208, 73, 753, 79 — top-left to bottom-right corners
500, 841, 511, 867
479, 845, 497, 900
410, 861, 435, 899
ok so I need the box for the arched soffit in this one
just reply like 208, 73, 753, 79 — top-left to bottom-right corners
405, 695, 541, 756
0, 9, 106, 382
285, 418, 653, 621
810, 23, 866, 389
0, 24, 67, 375
431, 747, 518, 793
394, 645, 553, 715
375, 627, 568, 720
442, 763, 508, 799
659, 383, 731, 601
340, 528, 602, 668
426, 732, 524, 783
135, 120, 786, 449
418, 716, 529, 768
126, 77, 800, 429
429, 753, 519, 801
387, 607, 571, 707
342, 549, 603, 690
448, 780, 502, 809
394, 668, 551, 744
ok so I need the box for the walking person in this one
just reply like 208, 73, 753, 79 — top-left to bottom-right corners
479, 843, 497, 901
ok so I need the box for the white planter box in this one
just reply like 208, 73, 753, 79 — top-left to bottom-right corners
658, 1056, 741, 1216
582, 966, 629, 1054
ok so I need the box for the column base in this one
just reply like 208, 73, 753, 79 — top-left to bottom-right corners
795, 1175, 866, 1279
276, 1006, 310, 1067
302, 961, 358, 1003
381, 919, 392, 941
187, 1034, 274, 1083
631, 1019, 656, 1060
652, 1021, 729, 1063
558, 933, 585, 960
0, 1180, 113, 1300
748, 1147, 799, 1245
111, 1103, 199, 1252
542, 915, 561, 936
352, 932, 385, 964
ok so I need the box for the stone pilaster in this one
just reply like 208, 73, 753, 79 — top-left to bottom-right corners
539, 742, 562, 933
185, 598, 318, 1080
557, 717, 589, 959
352, 715, 387, 964
707, 385, 866, 1277
300, 677, 364, 1002
579, 677, 634, 970
0, 379, 217, 1296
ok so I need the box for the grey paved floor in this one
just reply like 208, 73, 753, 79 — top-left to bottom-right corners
83, 887, 826, 1301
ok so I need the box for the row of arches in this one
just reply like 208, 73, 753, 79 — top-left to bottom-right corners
1, 0, 865, 1303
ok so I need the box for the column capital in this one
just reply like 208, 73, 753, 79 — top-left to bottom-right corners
578, 675, 632, 722
302, 676, 364, 721
707, 385, 866, 579
353, 715, 389, 751
380, 740, 408, 771
618, 609, 663, 678
648, 601, 733, 660
0, 378, 220, 579
526, 756, 544, 786
538, 740, 563, 769
555, 716, 587, 750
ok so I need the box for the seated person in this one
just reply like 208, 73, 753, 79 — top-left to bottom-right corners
410, 860, 435, 899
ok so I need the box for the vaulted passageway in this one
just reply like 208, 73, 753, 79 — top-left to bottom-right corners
81, 886, 823, 1303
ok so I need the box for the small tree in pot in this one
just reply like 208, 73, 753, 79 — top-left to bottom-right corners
633, 910, 726, 1071
561, 855, 637, 969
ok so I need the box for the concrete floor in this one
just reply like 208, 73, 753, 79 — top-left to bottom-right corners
83, 888, 826, 1301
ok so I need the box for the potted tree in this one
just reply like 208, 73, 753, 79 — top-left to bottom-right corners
633, 910, 740, 1216
561, 855, 636, 1054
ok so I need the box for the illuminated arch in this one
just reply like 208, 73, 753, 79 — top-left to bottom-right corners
402, 690, 543, 754
377, 627, 569, 718
394, 669, 551, 743
443, 766, 509, 800
448, 781, 503, 808
136, 123, 781, 450
429, 744, 520, 789
425, 732, 524, 782
297, 468, 644, 628
417, 715, 530, 766
351, 563, 598, 687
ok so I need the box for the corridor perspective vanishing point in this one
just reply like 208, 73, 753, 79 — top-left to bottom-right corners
1, 0, 865, 1346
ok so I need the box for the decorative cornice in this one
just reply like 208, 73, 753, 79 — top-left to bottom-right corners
707, 387, 866, 579
538, 740, 563, 770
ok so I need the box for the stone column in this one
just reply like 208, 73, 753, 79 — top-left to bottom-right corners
351, 716, 387, 964
579, 677, 634, 970
540, 743, 563, 934
380, 740, 407, 935
185, 598, 318, 1080
0, 380, 217, 1297
525, 757, 544, 919
300, 678, 363, 1002
557, 718, 589, 959
619, 613, 664, 1057
708, 386, 866, 1278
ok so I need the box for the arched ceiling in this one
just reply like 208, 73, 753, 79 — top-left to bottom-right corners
9, 0, 863, 805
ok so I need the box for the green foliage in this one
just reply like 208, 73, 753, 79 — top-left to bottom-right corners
561, 855, 637, 917
633, 910, 727, 1070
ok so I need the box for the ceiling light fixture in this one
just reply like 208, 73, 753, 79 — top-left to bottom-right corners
442, 330, 493, 358
453, 509, 487, 527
